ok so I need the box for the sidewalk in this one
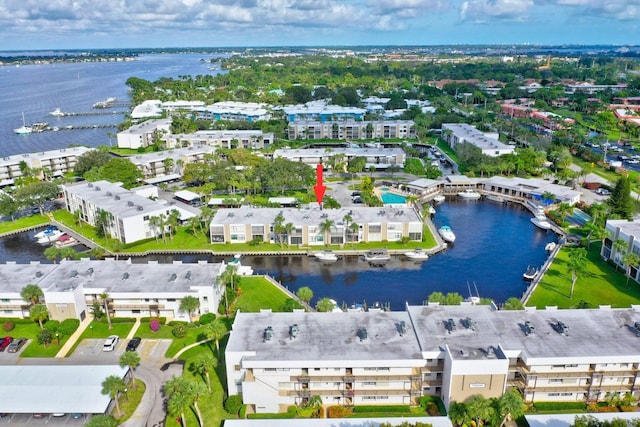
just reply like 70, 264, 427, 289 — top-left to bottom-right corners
55, 315, 93, 358
126, 318, 141, 339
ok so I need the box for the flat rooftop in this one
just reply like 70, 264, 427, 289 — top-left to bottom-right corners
0, 261, 58, 293
227, 311, 424, 364
0, 146, 92, 165
210, 206, 422, 226
274, 147, 404, 158
38, 259, 224, 294
0, 365, 127, 413
407, 304, 640, 360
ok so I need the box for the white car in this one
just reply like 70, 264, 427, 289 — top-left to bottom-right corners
627, 159, 640, 165
102, 335, 119, 352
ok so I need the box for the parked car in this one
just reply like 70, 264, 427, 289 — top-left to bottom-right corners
126, 337, 141, 352
596, 188, 611, 195
0, 336, 13, 352
70, 413, 83, 419
32, 414, 46, 419
6, 337, 26, 353
102, 335, 119, 352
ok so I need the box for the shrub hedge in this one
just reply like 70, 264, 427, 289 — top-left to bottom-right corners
247, 406, 296, 419
353, 405, 410, 413
140, 317, 167, 324
534, 402, 586, 411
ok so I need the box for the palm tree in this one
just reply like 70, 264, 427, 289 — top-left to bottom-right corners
503, 297, 524, 310
567, 247, 588, 299
101, 375, 125, 418
466, 395, 495, 427
498, 388, 525, 427
348, 222, 359, 243
167, 386, 191, 427
448, 401, 468, 427
100, 292, 113, 330
205, 318, 227, 356
589, 202, 609, 226
555, 202, 574, 222
283, 222, 295, 246
180, 296, 200, 323
623, 251, 640, 288
191, 354, 218, 394
584, 222, 608, 249
119, 351, 141, 389
307, 395, 323, 418
148, 215, 161, 243
613, 238, 629, 271
30, 304, 49, 329
44, 246, 62, 263
315, 297, 335, 312
296, 286, 313, 305
189, 380, 208, 427
21, 284, 43, 306
167, 209, 181, 240
319, 219, 335, 247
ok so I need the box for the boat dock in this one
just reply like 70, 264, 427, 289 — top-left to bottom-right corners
50, 110, 128, 117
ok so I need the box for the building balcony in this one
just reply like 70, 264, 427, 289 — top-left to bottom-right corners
110, 303, 166, 310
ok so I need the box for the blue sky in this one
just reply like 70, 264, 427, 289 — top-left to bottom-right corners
1, 0, 639, 50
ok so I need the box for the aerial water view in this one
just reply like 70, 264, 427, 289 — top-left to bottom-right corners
2, 1, 640, 427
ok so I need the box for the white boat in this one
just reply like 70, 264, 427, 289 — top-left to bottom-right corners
404, 248, 429, 261
363, 249, 390, 263
438, 225, 456, 243
49, 108, 64, 117
37, 229, 64, 244
34, 226, 58, 240
433, 195, 446, 204
545, 242, 557, 252
14, 112, 32, 134
428, 205, 436, 215
531, 209, 552, 230
485, 195, 505, 204
54, 234, 78, 248
458, 189, 481, 200
523, 265, 539, 281
314, 250, 338, 262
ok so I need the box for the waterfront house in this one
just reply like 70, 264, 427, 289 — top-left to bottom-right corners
62, 180, 173, 244
209, 206, 423, 245
0, 258, 226, 322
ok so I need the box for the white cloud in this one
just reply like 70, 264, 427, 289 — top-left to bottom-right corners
460, 0, 534, 22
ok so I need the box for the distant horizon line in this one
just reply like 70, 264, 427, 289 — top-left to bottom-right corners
1, 43, 639, 53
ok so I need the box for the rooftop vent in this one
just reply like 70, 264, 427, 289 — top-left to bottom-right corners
95, 186, 101, 191
444, 318, 456, 334
264, 326, 273, 342
227, 213, 234, 217
88, 183, 93, 188
114, 195, 120, 200
523, 321, 536, 336
185, 271, 192, 280
122, 272, 130, 280
136, 205, 144, 211
87, 267, 94, 275
70, 270, 78, 278
127, 201, 134, 207
357, 327, 368, 341
106, 191, 112, 196
399, 320, 407, 337
169, 273, 177, 282
35, 271, 43, 278
290, 324, 299, 339
554, 321, 569, 336
461, 317, 475, 331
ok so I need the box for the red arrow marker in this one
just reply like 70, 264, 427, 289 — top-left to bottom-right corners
313, 164, 327, 207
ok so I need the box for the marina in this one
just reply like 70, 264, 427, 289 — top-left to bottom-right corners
0, 200, 555, 310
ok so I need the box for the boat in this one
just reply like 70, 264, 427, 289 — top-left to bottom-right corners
54, 234, 78, 248
485, 194, 506, 204
314, 250, 338, 262
433, 195, 445, 204
458, 189, 481, 200
531, 209, 552, 230
34, 226, 58, 240
49, 108, 65, 117
523, 265, 539, 281
37, 229, 64, 244
438, 225, 456, 243
13, 112, 32, 134
404, 248, 429, 261
428, 205, 436, 216
545, 242, 557, 252
363, 249, 390, 264
93, 97, 116, 108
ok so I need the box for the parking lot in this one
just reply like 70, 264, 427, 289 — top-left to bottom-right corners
0, 413, 88, 426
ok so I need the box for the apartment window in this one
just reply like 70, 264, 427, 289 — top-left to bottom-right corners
264, 368, 276, 372
132, 310, 141, 314
143, 215, 149, 220
277, 368, 290, 372
549, 379, 563, 383
234, 365, 240, 371
167, 298, 176, 302
362, 382, 376, 386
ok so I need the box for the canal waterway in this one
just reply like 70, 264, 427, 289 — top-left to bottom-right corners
0, 200, 556, 310
0, 53, 224, 157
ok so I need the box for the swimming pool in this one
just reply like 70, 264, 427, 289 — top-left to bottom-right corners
380, 192, 407, 204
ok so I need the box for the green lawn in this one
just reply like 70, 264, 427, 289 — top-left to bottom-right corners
0, 214, 50, 235
235, 276, 299, 312
65, 320, 134, 355
526, 243, 640, 309
5, 321, 71, 357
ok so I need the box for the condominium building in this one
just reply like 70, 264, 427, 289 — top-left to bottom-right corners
62, 180, 173, 244
283, 105, 366, 123
196, 101, 272, 122
209, 206, 423, 245
164, 130, 274, 150
480, 176, 582, 206
116, 118, 172, 150
0, 146, 93, 186
127, 145, 217, 180
0, 258, 226, 322
602, 219, 640, 280
273, 147, 405, 171
226, 304, 640, 414
286, 120, 416, 140
442, 123, 515, 157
